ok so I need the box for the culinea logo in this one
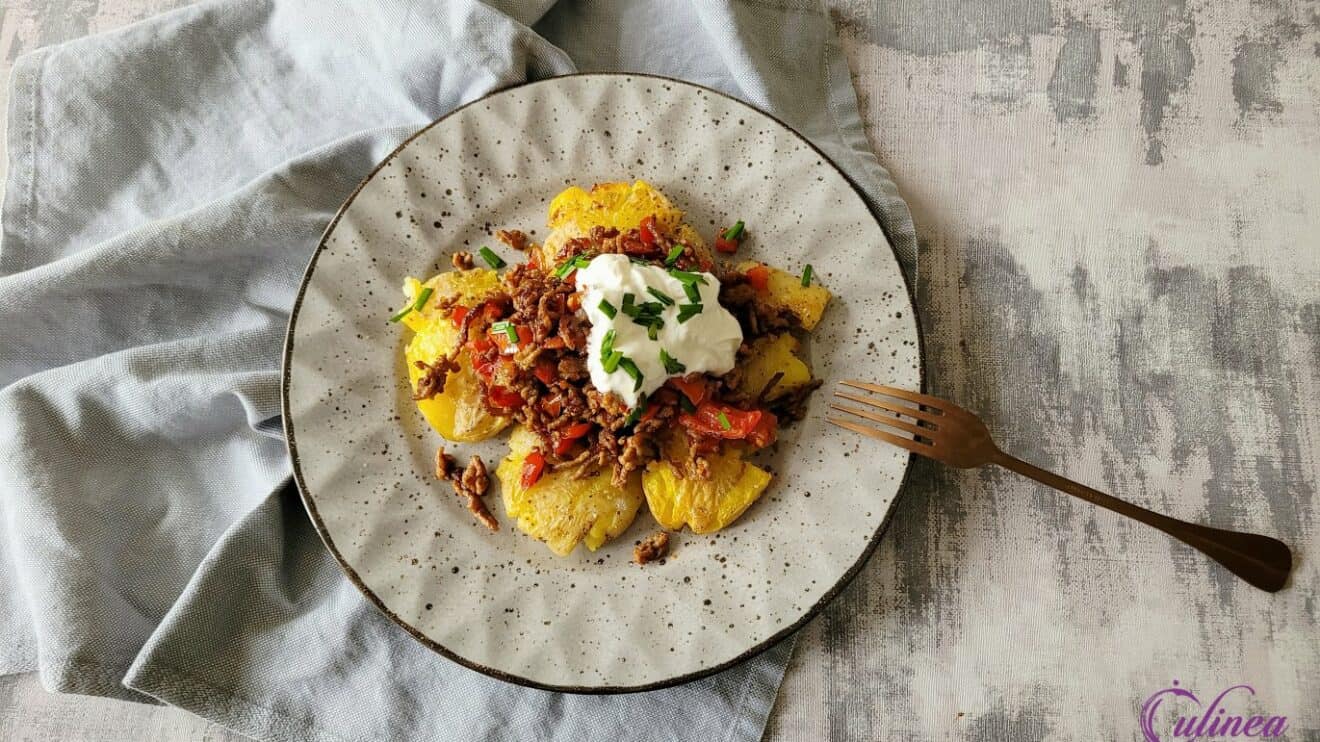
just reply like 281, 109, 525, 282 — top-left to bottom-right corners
1140, 680, 1288, 740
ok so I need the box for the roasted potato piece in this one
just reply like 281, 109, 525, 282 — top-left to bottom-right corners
737, 333, 813, 401
495, 426, 644, 556
643, 436, 773, 534
398, 269, 508, 442
737, 261, 831, 330
539, 180, 694, 267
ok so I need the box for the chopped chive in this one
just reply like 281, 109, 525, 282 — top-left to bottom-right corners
388, 305, 414, 322
683, 281, 702, 303
623, 394, 647, 427
621, 292, 636, 313
505, 324, 520, 343
412, 287, 435, 311
618, 357, 643, 391
722, 221, 745, 241
601, 328, 617, 360
646, 287, 675, 306
676, 303, 704, 323
602, 349, 624, 373
660, 348, 686, 375
801, 264, 814, 287
647, 323, 659, 341
678, 393, 697, 413
665, 244, 685, 266
717, 411, 732, 430
478, 246, 506, 269
553, 253, 591, 279
598, 299, 617, 318
667, 268, 708, 285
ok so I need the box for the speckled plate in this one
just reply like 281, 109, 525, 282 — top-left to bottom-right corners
283, 74, 921, 692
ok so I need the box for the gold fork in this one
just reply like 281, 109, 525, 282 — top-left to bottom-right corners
828, 381, 1293, 593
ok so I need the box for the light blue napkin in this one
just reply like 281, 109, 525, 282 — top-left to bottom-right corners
0, 1, 916, 739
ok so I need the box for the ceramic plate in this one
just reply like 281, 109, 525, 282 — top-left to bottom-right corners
283, 74, 921, 692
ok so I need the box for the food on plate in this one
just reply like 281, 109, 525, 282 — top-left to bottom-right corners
392, 181, 829, 555
633, 531, 671, 565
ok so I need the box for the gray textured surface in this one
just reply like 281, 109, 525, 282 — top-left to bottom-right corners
2, 0, 1317, 740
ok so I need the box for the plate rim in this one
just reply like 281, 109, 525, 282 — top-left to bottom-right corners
280, 71, 926, 694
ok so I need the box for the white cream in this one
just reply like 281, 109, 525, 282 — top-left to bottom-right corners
575, 254, 742, 407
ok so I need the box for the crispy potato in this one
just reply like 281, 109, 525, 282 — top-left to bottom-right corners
398, 269, 508, 442
495, 426, 644, 556
738, 261, 832, 330
737, 333, 813, 401
642, 435, 773, 534
538, 180, 691, 267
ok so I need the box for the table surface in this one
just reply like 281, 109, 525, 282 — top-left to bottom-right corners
2, 1, 1317, 740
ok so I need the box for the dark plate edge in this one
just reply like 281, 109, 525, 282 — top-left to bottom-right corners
280, 71, 927, 695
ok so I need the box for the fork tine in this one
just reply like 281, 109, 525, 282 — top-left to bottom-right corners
834, 390, 943, 425
829, 403, 934, 439
826, 417, 931, 455
839, 380, 948, 412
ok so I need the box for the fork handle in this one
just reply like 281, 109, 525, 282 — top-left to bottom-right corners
992, 451, 1292, 592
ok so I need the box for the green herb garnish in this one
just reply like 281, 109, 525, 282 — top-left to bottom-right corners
647, 323, 659, 341
665, 244, 685, 266
478, 246, 506, 269
722, 221, 745, 241
491, 321, 519, 344
667, 268, 708, 285
598, 299, 617, 318
388, 305, 414, 323
602, 349, 624, 373
676, 303, 703, 323
623, 394, 647, 427
660, 348, 686, 375
412, 287, 435, 311
618, 357, 643, 391
601, 328, 617, 360
646, 286, 675, 306
717, 411, 732, 430
801, 264, 814, 287
682, 281, 702, 304
553, 253, 591, 279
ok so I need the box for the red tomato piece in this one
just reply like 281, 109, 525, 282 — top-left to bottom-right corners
520, 449, 546, 488
450, 305, 469, 328
714, 235, 738, 254
678, 402, 763, 440
552, 422, 593, 456
533, 358, 557, 385
639, 215, 659, 246
745, 264, 770, 292
666, 375, 708, 406
488, 385, 523, 410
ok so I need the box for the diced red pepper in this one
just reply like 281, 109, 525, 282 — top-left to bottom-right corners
746, 410, 778, 449
487, 385, 523, 410
553, 422, 593, 456
450, 305, 469, 329
678, 401, 765, 440
533, 358, 557, 385
745, 264, 770, 293
541, 397, 563, 417
490, 324, 533, 352
639, 215, 659, 246
481, 301, 505, 322
469, 336, 495, 355
667, 375, 708, 406
714, 235, 738, 254
520, 449, 546, 489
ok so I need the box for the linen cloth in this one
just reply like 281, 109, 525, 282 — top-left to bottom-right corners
0, 1, 917, 739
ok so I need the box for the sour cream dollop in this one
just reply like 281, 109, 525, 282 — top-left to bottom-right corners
575, 254, 742, 407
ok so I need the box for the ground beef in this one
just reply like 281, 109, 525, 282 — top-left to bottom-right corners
412, 357, 457, 400
496, 229, 530, 252
451, 251, 475, 270
634, 532, 670, 565
451, 456, 497, 531
434, 447, 456, 480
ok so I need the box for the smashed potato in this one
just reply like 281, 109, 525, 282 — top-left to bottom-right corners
738, 261, 831, 330
642, 434, 772, 534
495, 426, 644, 556
737, 333, 813, 401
